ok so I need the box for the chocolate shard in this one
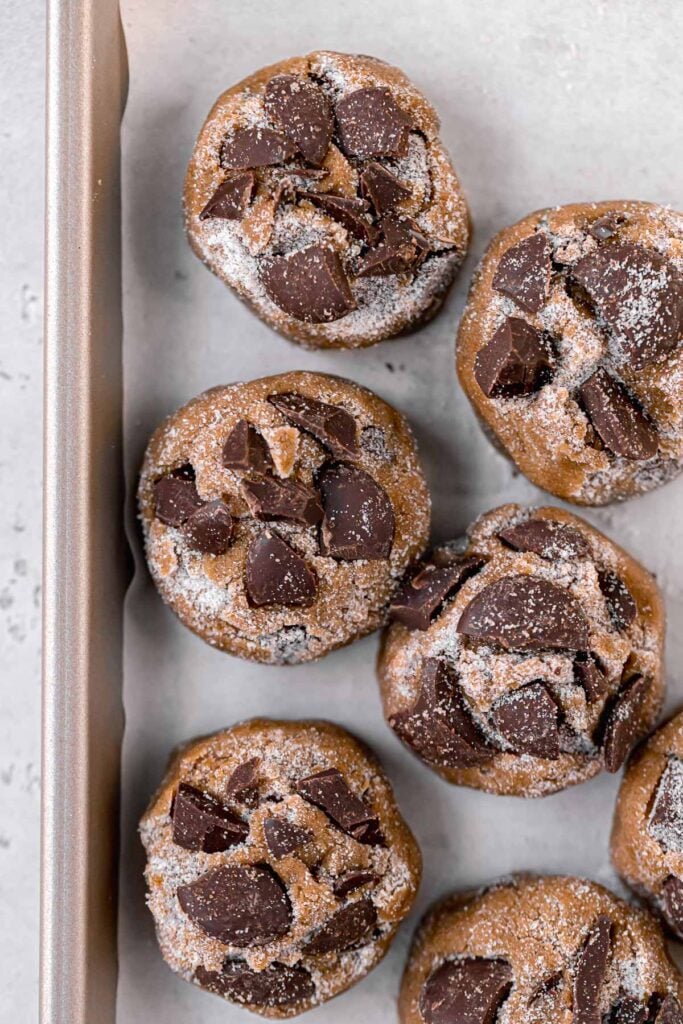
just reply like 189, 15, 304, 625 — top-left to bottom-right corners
220, 126, 297, 169
318, 462, 394, 560
303, 897, 377, 955
474, 317, 554, 399
356, 213, 431, 277
226, 758, 260, 807
572, 241, 683, 369
648, 757, 683, 854
245, 533, 317, 608
222, 420, 273, 474
654, 995, 683, 1024
457, 575, 589, 652
267, 392, 358, 459
661, 876, 683, 940
154, 465, 203, 526
389, 556, 485, 631
492, 232, 552, 313
390, 658, 493, 769
574, 655, 608, 703
264, 74, 333, 166
573, 915, 613, 1024
196, 959, 314, 1007
332, 871, 378, 898
335, 86, 412, 159
177, 864, 292, 947
297, 190, 379, 244
360, 161, 411, 216
597, 569, 637, 631
172, 783, 248, 852
296, 767, 383, 846
491, 682, 560, 758
601, 674, 648, 773
606, 997, 649, 1024
260, 244, 356, 324
199, 172, 255, 221
498, 518, 589, 560
419, 957, 513, 1024
589, 214, 626, 242
241, 474, 323, 527
263, 817, 312, 859
579, 369, 658, 461
182, 500, 234, 555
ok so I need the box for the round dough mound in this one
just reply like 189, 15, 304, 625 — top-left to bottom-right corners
378, 503, 664, 797
456, 201, 683, 504
185, 50, 469, 349
400, 874, 683, 1024
140, 719, 422, 1018
612, 712, 683, 942
138, 371, 430, 664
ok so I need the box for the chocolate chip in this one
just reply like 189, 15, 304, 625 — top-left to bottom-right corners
177, 864, 292, 947
297, 190, 379, 244
360, 425, 392, 461
332, 871, 378, 898
492, 233, 552, 313
491, 682, 560, 758
303, 897, 377, 954
222, 420, 273, 474
572, 241, 683, 369
245, 533, 317, 608
601, 674, 648, 772
220, 126, 297, 170
200, 172, 255, 221
196, 959, 314, 1007
182, 500, 234, 555
267, 392, 359, 459
457, 576, 589, 651
356, 213, 431, 277
260, 244, 356, 323
335, 87, 412, 159
529, 970, 564, 1005
241, 475, 323, 526
661, 875, 683, 940
474, 317, 554, 399
389, 556, 484, 631
579, 369, 658, 461
607, 997, 649, 1024
318, 462, 394, 560
154, 466, 203, 526
574, 655, 608, 703
360, 162, 411, 216
172, 783, 248, 852
654, 995, 683, 1024
597, 569, 637, 631
390, 658, 493, 769
498, 518, 589, 560
589, 214, 626, 242
263, 817, 312, 859
649, 757, 683, 854
419, 958, 513, 1024
573, 916, 613, 1024
226, 758, 260, 807
296, 767, 383, 846
264, 74, 333, 166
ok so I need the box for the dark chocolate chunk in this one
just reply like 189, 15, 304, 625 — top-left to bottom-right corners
602, 674, 648, 772
222, 420, 273, 474
303, 897, 377, 954
389, 556, 484, 631
574, 655, 608, 703
332, 871, 378, 898
268, 391, 358, 458
654, 995, 683, 1024
199, 172, 255, 221
360, 162, 411, 216
241, 475, 323, 527
177, 864, 292, 947
474, 317, 554, 399
457, 575, 589, 651
220, 126, 297, 169
597, 569, 637, 631
573, 915, 613, 1024
335, 87, 412, 159
648, 757, 683, 854
492, 232, 552, 313
579, 369, 658, 461
498, 518, 589, 560
529, 970, 564, 1005
589, 214, 625, 242
172, 783, 248, 852
297, 190, 379, 244
356, 213, 431, 277
154, 466, 203, 526
264, 74, 333, 166
419, 957, 513, 1024
318, 462, 394, 560
491, 682, 560, 758
226, 758, 260, 807
607, 997, 649, 1024
263, 817, 312, 859
245, 533, 317, 608
182, 500, 234, 555
296, 767, 383, 846
196, 959, 314, 1007
260, 244, 356, 324
661, 876, 683, 939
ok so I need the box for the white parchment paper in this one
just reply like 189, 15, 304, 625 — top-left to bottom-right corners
118, 2, 683, 1019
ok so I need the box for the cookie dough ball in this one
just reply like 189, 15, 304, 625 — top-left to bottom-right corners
139, 372, 430, 664
457, 201, 683, 504
140, 719, 422, 1018
378, 503, 664, 797
185, 50, 469, 350
612, 712, 683, 942
400, 874, 683, 1024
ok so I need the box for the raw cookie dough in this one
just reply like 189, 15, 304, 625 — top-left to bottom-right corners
140, 719, 422, 1018
612, 712, 683, 942
185, 50, 469, 349
138, 371, 430, 664
400, 874, 683, 1024
378, 503, 664, 797
456, 201, 683, 504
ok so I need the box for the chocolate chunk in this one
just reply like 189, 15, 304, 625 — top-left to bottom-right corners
597, 569, 637, 631
574, 655, 608, 703
529, 970, 564, 1005
196, 959, 314, 1007
356, 213, 431, 277
303, 897, 377, 954
296, 767, 383, 846
199, 172, 255, 221
491, 682, 560, 758
419, 958, 513, 1024
573, 916, 613, 1024
245, 533, 317, 608
649, 757, 683, 854
222, 420, 273, 474
226, 758, 260, 807
220, 126, 297, 169
602, 674, 648, 772
607, 998, 649, 1024
177, 864, 292, 947
579, 369, 658, 461
492, 233, 552, 313
654, 995, 683, 1024
154, 466, 203, 526
474, 317, 554, 399
360, 162, 411, 215
241, 475, 323, 526
335, 87, 412, 159
332, 871, 378, 898
297, 190, 379, 244
263, 817, 312, 859
390, 658, 493, 769
182, 500, 234, 555
589, 214, 625, 242
662, 875, 683, 939
268, 392, 358, 459
264, 74, 333, 166
360, 425, 392, 461
457, 576, 589, 651
318, 462, 394, 560
260, 244, 356, 323
389, 556, 484, 631
172, 783, 248, 852
572, 241, 683, 369
498, 518, 589, 560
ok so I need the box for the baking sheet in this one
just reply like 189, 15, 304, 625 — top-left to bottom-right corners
118, 1, 683, 1019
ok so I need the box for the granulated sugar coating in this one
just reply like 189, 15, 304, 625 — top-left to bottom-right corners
457, 201, 683, 504
140, 719, 421, 1018
399, 875, 683, 1024
184, 51, 470, 349
378, 503, 665, 797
